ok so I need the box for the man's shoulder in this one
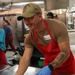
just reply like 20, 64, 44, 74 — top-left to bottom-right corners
46, 19, 66, 28
46, 19, 62, 24
25, 30, 33, 39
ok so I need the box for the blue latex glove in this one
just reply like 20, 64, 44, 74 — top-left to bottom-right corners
36, 66, 51, 75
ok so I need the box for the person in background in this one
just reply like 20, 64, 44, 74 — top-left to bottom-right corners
3, 19, 16, 53
0, 29, 8, 65
16, 3, 75, 75
54, 14, 59, 20
47, 12, 54, 19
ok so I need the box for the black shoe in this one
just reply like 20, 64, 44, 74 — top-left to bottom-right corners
13, 51, 18, 56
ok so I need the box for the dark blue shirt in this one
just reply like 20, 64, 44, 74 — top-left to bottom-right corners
4, 25, 12, 36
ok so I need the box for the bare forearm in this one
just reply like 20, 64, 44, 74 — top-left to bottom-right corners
16, 57, 30, 75
50, 49, 70, 69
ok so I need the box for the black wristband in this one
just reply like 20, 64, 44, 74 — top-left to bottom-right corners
48, 64, 54, 71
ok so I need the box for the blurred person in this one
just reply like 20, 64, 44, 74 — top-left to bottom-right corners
16, 3, 75, 75
0, 29, 8, 65
54, 14, 59, 20
47, 12, 54, 19
3, 19, 16, 53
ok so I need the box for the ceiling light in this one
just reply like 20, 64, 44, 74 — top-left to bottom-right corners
12, 1, 44, 6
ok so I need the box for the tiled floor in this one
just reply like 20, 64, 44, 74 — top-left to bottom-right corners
5, 48, 75, 65
6, 47, 75, 61
6, 51, 15, 58
6, 51, 21, 65
5, 48, 75, 67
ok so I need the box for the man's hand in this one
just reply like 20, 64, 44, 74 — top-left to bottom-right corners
36, 66, 52, 75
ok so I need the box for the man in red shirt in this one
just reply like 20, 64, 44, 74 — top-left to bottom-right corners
16, 3, 75, 75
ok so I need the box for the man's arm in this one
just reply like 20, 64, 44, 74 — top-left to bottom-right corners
16, 47, 33, 75
50, 41, 70, 69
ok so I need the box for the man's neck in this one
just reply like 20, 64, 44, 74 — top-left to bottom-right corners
35, 20, 45, 32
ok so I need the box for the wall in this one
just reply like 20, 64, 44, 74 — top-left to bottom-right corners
69, 0, 75, 9
45, 0, 69, 10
